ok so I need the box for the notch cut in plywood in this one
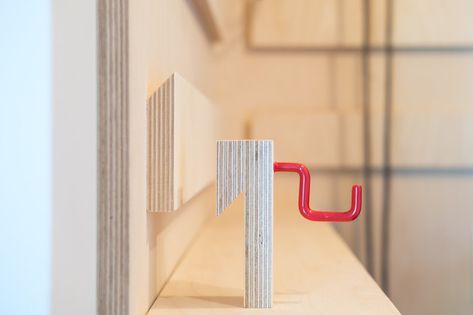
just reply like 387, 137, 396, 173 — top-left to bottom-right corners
147, 73, 218, 212
217, 140, 274, 308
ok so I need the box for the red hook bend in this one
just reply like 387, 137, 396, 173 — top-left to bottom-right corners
273, 162, 362, 222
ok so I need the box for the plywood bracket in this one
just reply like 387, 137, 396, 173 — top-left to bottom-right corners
216, 140, 274, 308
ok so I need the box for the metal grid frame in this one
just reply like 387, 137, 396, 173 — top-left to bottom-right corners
246, 0, 473, 295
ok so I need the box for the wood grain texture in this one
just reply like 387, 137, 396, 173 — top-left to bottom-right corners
147, 73, 218, 212
217, 140, 274, 308
128, 2, 224, 313
97, 0, 129, 314
149, 176, 401, 314
147, 75, 174, 212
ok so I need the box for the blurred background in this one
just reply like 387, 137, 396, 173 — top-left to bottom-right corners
199, 1, 473, 314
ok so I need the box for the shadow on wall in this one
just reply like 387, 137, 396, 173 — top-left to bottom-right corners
146, 185, 215, 303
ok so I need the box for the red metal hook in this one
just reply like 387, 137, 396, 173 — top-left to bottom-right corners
273, 162, 362, 222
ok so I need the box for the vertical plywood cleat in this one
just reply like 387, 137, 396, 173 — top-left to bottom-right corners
216, 140, 274, 308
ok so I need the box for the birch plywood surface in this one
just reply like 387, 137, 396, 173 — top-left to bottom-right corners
147, 73, 218, 212
97, 0, 129, 314
217, 140, 274, 308
249, 0, 363, 47
148, 176, 400, 315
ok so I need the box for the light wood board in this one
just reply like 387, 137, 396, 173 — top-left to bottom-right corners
217, 140, 274, 308
148, 175, 400, 314
147, 73, 218, 212
97, 0, 129, 314
248, 0, 363, 48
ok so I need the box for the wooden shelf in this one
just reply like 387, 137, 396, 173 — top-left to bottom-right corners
148, 176, 400, 314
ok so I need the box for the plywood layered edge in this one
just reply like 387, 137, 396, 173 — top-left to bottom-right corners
97, 0, 129, 314
149, 176, 401, 315
147, 73, 219, 212
217, 140, 274, 308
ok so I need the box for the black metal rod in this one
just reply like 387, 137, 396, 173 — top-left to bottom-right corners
247, 45, 473, 54
306, 166, 473, 176
381, 0, 395, 295
361, 0, 374, 276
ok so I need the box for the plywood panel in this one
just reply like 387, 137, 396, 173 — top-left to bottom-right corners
390, 176, 473, 315
250, 110, 340, 166
217, 140, 274, 308
392, 110, 473, 167
395, 55, 473, 111
394, 0, 473, 45
147, 73, 219, 212
250, 110, 363, 168
149, 187, 215, 309
129, 1, 220, 314
368, 55, 473, 167
367, 110, 473, 168
248, 0, 363, 47
149, 176, 400, 314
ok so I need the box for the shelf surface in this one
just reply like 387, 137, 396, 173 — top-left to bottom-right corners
148, 177, 400, 314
